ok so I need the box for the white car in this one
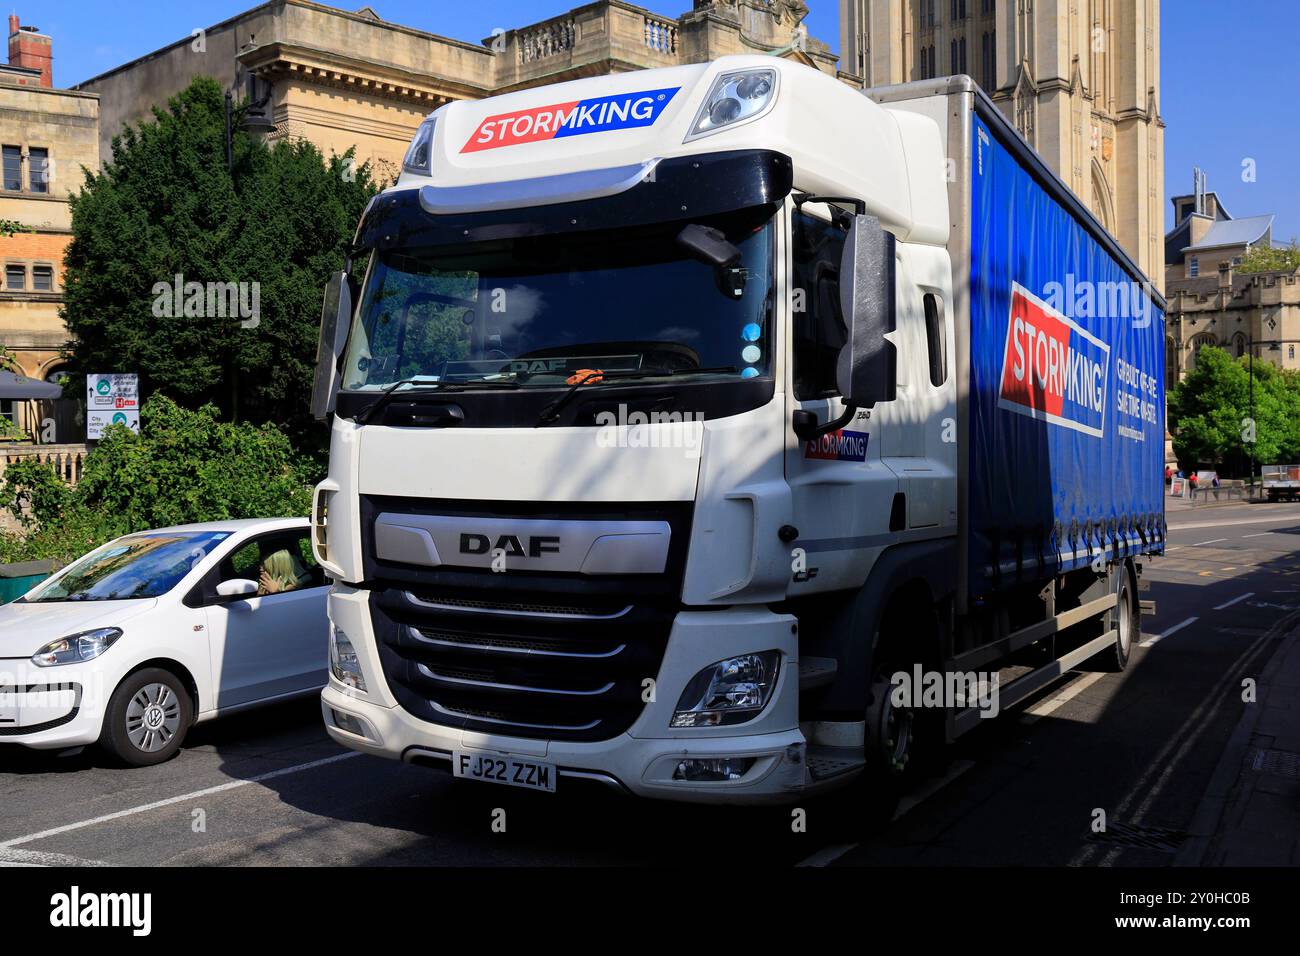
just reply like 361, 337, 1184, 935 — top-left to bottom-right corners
0, 518, 329, 765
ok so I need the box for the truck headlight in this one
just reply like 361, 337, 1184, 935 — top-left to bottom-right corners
671, 651, 780, 727
402, 117, 437, 176
329, 625, 367, 692
685, 68, 778, 142
31, 627, 122, 667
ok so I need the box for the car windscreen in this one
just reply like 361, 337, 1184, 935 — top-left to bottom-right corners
24, 531, 233, 602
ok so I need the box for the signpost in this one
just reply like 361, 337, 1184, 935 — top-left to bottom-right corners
86, 373, 140, 440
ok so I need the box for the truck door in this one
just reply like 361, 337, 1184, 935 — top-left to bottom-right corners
871, 245, 958, 532
783, 205, 902, 594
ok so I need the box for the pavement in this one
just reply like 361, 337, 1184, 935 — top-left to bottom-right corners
1176, 597, 1300, 866
1, 495, 1298, 867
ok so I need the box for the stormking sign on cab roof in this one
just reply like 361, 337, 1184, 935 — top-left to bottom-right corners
460, 87, 680, 153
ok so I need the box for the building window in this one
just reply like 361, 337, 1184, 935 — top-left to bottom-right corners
28, 147, 48, 194
1188, 257, 1199, 278
951, 0, 958, 21
1291, 345, 1296, 361
960, 36, 967, 73
32, 265, 53, 292
2, 146, 20, 191
951, 39, 959, 74
0, 400, 15, 428
5, 264, 25, 290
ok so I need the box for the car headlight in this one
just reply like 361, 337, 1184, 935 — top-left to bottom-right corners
671, 651, 781, 727
31, 627, 123, 667
329, 625, 367, 692
684, 68, 778, 142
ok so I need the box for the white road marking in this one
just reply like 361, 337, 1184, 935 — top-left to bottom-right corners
892, 760, 975, 820
0, 848, 112, 867
1213, 592, 1255, 611
1193, 538, 1228, 547
1071, 606, 1300, 867
1139, 616, 1197, 647
1243, 532, 1276, 538
1168, 515, 1300, 532
796, 842, 860, 868
795, 759, 976, 867
0, 751, 361, 849
1020, 672, 1108, 725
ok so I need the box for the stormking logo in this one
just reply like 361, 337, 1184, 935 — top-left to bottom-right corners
49, 886, 152, 937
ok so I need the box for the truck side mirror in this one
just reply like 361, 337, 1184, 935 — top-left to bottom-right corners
311, 271, 354, 420
836, 215, 897, 408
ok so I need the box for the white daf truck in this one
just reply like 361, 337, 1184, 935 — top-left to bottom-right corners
311, 57, 1166, 807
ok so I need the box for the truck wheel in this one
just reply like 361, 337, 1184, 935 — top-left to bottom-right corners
99, 668, 193, 767
1105, 565, 1138, 672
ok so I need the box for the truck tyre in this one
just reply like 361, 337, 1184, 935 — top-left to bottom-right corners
1105, 564, 1138, 672
858, 598, 944, 823
99, 668, 193, 767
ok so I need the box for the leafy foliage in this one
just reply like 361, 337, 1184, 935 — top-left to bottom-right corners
0, 395, 312, 565
61, 76, 377, 446
1168, 345, 1300, 475
1238, 240, 1300, 275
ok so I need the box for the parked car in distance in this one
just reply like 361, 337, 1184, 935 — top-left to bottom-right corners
0, 518, 329, 765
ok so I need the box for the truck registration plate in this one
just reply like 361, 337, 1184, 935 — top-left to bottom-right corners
452, 751, 557, 793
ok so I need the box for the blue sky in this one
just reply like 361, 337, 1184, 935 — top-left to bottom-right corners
25, 0, 1300, 243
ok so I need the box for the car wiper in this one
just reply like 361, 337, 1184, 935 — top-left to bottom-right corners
356, 377, 519, 424
535, 366, 737, 426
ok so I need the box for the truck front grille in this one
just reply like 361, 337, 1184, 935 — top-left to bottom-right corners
370, 588, 675, 742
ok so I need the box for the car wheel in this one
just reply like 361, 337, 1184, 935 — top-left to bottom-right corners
100, 668, 193, 767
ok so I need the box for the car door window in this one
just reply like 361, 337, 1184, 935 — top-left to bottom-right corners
219, 532, 324, 598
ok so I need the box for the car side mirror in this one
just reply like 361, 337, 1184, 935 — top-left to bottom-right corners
836, 214, 897, 408
311, 270, 354, 421
216, 578, 258, 599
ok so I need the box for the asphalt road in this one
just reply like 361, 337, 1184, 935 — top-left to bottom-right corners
1, 497, 1296, 867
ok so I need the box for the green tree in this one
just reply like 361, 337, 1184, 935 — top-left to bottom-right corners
61, 76, 377, 445
1168, 345, 1300, 475
0, 394, 312, 565
1238, 240, 1300, 275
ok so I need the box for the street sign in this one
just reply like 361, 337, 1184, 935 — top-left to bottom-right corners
86, 373, 140, 439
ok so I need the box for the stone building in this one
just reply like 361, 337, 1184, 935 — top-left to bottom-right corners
77, 0, 836, 181
0, 15, 99, 439
1163, 172, 1300, 384
839, 0, 1164, 290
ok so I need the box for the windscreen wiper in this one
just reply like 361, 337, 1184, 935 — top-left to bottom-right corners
356, 377, 520, 424
535, 366, 737, 426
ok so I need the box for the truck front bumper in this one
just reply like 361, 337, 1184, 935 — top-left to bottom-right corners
321, 587, 815, 804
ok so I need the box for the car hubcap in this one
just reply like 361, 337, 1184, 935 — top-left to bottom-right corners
126, 683, 181, 753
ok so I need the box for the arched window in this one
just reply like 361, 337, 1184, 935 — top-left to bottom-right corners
1232, 333, 1247, 358
1189, 332, 1217, 370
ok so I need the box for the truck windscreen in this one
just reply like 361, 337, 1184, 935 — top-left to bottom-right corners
340, 205, 775, 393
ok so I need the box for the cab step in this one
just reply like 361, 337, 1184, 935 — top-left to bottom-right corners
799, 656, 838, 692
805, 744, 865, 783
